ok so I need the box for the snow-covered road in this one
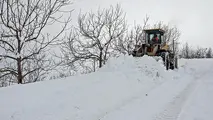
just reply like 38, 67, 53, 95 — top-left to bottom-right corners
99, 60, 195, 120
177, 60, 213, 120
100, 59, 213, 120
0, 56, 213, 120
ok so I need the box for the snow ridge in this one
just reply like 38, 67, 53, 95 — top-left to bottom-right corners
1, 55, 213, 120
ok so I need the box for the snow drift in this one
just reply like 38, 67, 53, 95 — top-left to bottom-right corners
1, 55, 212, 120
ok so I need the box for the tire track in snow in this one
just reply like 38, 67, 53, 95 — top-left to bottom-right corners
153, 64, 213, 120
153, 79, 198, 120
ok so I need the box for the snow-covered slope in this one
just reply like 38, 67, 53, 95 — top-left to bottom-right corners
0, 55, 213, 120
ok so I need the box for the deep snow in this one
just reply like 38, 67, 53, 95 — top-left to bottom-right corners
0, 55, 213, 120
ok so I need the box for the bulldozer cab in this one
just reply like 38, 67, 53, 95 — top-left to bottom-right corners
143, 29, 165, 55
144, 29, 165, 45
132, 28, 166, 57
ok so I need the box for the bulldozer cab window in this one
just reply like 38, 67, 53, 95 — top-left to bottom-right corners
148, 33, 161, 44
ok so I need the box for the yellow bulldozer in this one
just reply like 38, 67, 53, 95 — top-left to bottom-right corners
131, 28, 178, 70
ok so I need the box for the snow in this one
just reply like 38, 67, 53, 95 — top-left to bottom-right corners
0, 55, 213, 120
177, 59, 213, 120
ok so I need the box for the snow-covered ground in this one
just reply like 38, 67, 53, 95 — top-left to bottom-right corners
177, 59, 213, 120
0, 55, 213, 120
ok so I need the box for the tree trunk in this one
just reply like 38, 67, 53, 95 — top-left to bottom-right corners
103, 52, 107, 65
17, 57, 23, 84
99, 50, 103, 68
93, 59, 96, 72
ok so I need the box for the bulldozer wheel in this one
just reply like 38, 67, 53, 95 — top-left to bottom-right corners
174, 57, 178, 69
163, 52, 170, 70
166, 59, 170, 70
170, 62, 174, 70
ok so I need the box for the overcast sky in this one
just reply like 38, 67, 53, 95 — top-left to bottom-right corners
1, 0, 212, 56
69, 0, 213, 48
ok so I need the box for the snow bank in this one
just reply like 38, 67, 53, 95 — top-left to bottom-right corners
0, 55, 198, 120
99, 55, 175, 79
0, 55, 177, 120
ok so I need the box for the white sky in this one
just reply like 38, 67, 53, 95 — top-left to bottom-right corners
1, 0, 212, 56
69, 0, 213, 48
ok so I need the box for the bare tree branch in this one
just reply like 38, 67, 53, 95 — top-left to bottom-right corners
60, 4, 126, 72
112, 15, 149, 55
0, 0, 73, 85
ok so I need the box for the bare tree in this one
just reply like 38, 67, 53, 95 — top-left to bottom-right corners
131, 16, 150, 45
206, 48, 212, 58
180, 42, 212, 59
194, 47, 207, 58
0, 0, 72, 85
111, 16, 149, 55
114, 16, 149, 54
181, 42, 190, 59
152, 22, 181, 55
61, 4, 126, 70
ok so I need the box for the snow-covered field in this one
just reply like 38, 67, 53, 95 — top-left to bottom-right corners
0, 55, 213, 120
